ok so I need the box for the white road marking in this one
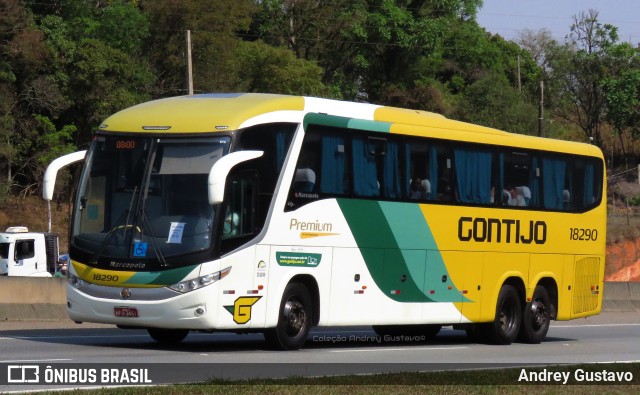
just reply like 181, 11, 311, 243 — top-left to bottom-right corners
0, 358, 72, 363
330, 346, 468, 353
551, 323, 640, 328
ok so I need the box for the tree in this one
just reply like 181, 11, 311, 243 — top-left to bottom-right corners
232, 40, 328, 96
455, 74, 538, 134
252, 1, 486, 102
141, 0, 256, 95
545, 10, 618, 147
602, 43, 640, 166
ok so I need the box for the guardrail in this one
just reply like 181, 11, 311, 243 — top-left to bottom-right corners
0, 278, 638, 322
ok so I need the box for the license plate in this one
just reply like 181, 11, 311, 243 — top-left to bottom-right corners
114, 306, 138, 317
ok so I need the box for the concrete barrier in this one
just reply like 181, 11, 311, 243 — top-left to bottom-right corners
0, 278, 639, 322
628, 282, 640, 311
0, 277, 69, 321
602, 282, 639, 312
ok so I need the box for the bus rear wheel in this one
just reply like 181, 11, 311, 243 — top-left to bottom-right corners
147, 328, 189, 344
265, 282, 312, 350
519, 285, 551, 344
484, 284, 521, 345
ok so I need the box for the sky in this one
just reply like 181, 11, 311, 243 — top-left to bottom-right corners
476, 0, 640, 44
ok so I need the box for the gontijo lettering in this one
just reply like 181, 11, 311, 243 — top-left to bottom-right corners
458, 216, 547, 244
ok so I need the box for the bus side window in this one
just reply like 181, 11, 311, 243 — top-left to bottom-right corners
286, 126, 348, 211
541, 156, 569, 210
453, 146, 493, 204
501, 151, 533, 208
220, 171, 258, 254
431, 145, 453, 202
405, 139, 430, 200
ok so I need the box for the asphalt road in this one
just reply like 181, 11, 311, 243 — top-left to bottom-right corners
0, 312, 638, 391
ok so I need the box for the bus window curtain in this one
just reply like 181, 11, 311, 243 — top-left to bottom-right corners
429, 146, 438, 199
583, 163, 595, 207
319, 135, 346, 194
542, 158, 566, 209
566, 165, 573, 210
530, 157, 540, 207
383, 141, 402, 198
352, 137, 379, 196
404, 143, 411, 197
275, 130, 286, 173
499, 153, 504, 203
454, 148, 492, 204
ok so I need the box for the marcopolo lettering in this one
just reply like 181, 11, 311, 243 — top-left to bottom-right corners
458, 216, 547, 244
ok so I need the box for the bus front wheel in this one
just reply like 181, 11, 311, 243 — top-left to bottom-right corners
147, 328, 189, 344
485, 284, 521, 345
519, 285, 551, 344
265, 282, 312, 350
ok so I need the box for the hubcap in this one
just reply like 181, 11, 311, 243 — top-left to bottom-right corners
499, 301, 516, 333
530, 300, 547, 331
283, 298, 306, 336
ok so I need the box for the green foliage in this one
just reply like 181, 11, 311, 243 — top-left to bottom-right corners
93, 2, 150, 54
455, 75, 538, 134
33, 115, 77, 168
602, 43, 640, 137
542, 10, 622, 147
0, 0, 639, 200
233, 41, 328, 96
628, 196, 640, 207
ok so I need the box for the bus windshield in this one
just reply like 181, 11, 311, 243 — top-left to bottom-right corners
71, 135, 231, 265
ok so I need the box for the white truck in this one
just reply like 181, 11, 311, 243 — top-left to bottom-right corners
0, 226, 59, 277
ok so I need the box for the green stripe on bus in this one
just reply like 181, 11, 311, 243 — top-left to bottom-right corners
346, 118, 391, 133
303, 113, 391, 133
337, 199, 433, 302
303, 113, 350, 130
338, 199, 467, 303
378, 202, 469, 302
125, 264, 197, 286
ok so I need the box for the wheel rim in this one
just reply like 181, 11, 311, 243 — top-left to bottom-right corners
283, 297, 306, 337
530, 299, 548, 331
499, 299, 517, 334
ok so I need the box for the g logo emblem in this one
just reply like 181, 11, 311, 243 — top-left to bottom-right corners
224, 296, 262, 324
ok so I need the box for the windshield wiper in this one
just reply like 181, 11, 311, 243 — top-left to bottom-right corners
139, 209, 169, 268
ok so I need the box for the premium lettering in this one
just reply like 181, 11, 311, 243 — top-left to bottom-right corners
458, 216, 547, 244
289, 218, 333, 232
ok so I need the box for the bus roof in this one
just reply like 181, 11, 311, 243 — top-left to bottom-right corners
98, 93, 603, 158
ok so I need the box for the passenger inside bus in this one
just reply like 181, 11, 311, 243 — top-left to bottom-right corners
505, 185, 526, 206
410, 178, 427, 199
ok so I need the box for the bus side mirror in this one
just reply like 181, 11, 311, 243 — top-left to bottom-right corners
208, 150, 263, 205
43, 150, 87, 201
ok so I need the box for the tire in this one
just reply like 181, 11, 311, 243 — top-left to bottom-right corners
518, 285, 551, 344
147, 328, 189, 344
485, 284, 522, 345
465, 324, 483, 342
373, 324, 441, 339
265, 282, 313, 350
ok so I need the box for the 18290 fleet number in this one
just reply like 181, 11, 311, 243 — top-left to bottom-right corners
93, 273, 119, 282
569, 228, 598, 241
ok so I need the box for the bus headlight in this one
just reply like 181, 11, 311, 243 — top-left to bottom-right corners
168, 266, 231, 293
67, 272, 88, 289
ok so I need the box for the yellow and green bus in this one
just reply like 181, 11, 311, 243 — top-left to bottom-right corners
44, 93, 606, 349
